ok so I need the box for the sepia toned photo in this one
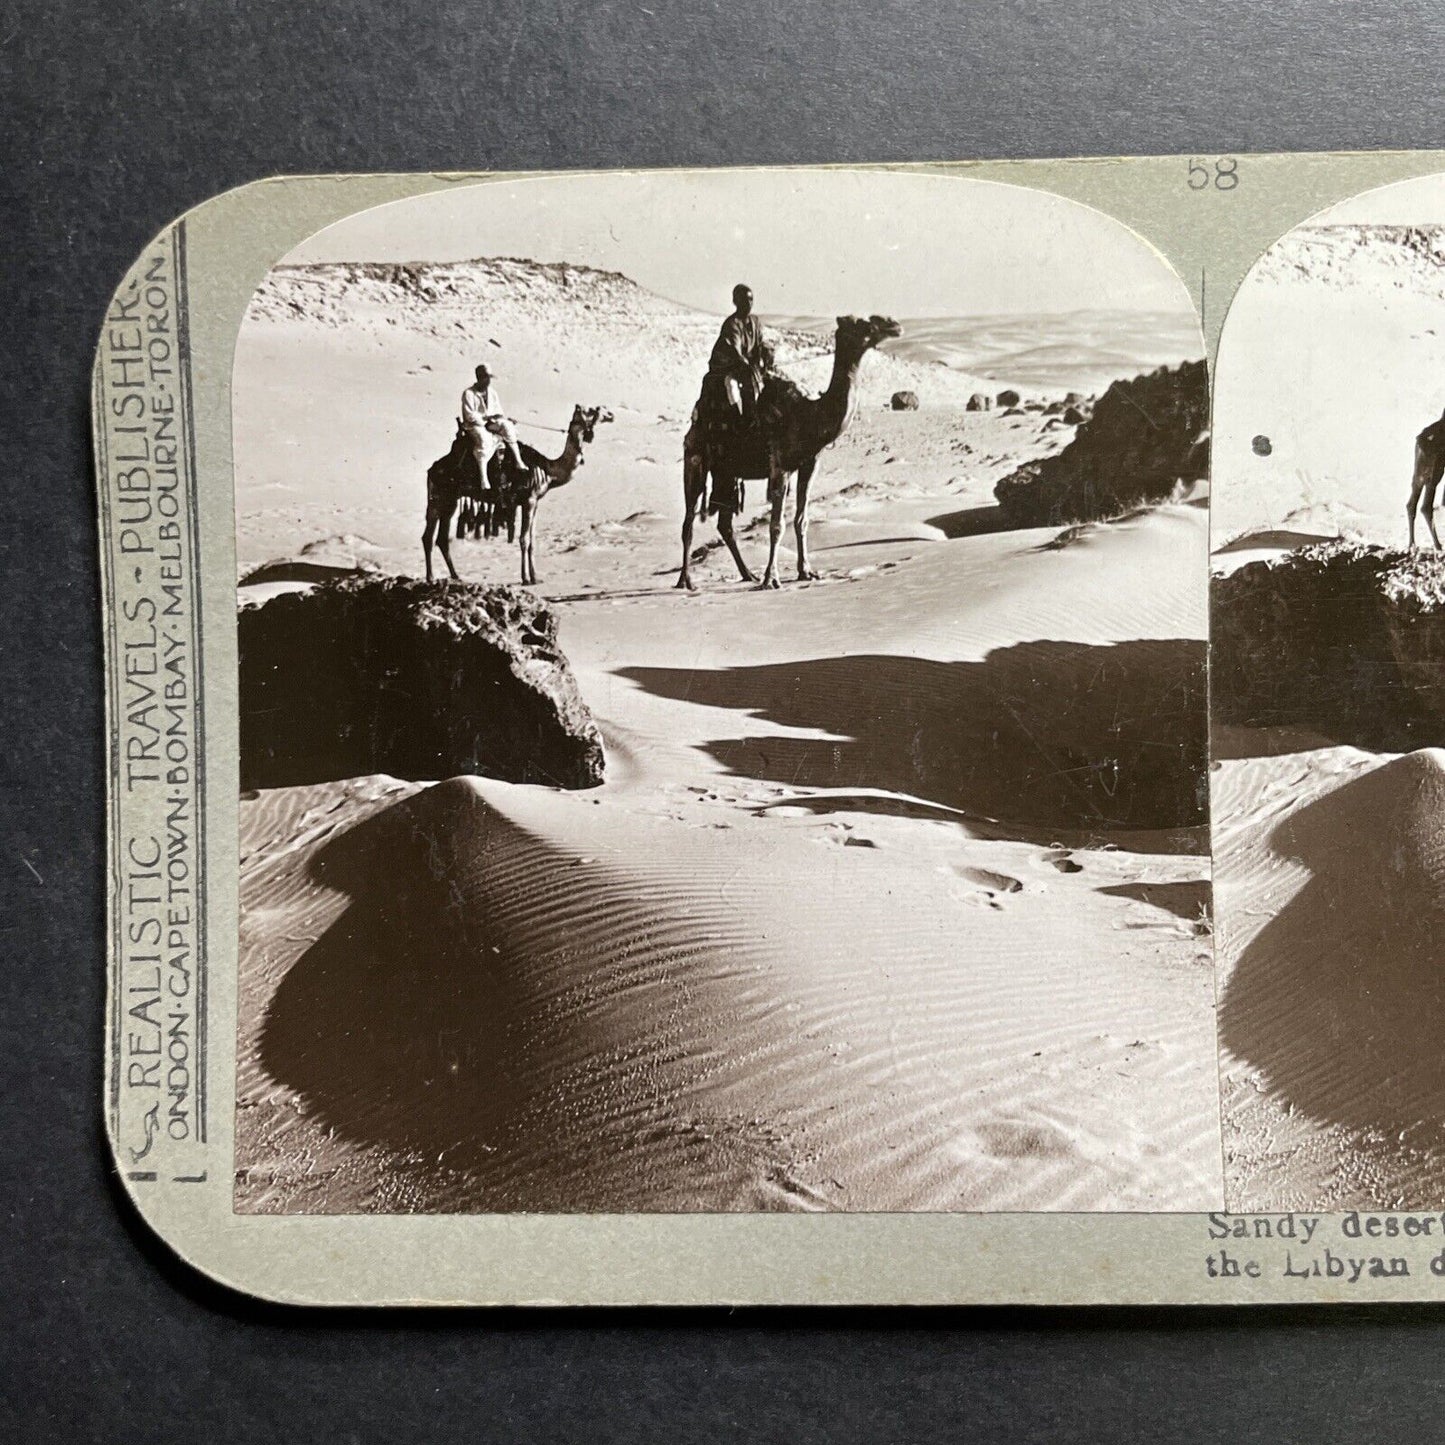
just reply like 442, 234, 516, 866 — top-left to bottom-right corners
96, 153, 1445, 1302
1212, 174, 1445, 1212
228, 170, 1215, 1216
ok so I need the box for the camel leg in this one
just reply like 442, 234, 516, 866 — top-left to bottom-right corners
1409, 448, 1427, 549
423, 504, 438, 582
794, 457, 820, 581
518, 501, 536, 585
435, 501, 460, 581
717, 503, 755, 582
677, 453, 705, 590
758, 464, 789, 590
527, 521, 541, 585
1425, 475, 1443, 550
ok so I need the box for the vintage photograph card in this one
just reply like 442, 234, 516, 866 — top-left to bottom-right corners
95, 154, 1445, 1304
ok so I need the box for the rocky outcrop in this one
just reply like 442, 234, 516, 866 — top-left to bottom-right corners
240, 577, 606, 789
996, 388, 1021, 408
890, 390, 919, 411
994, 361, 1208, 527
1212, 542, 1445, 749
966, 393, 992, 412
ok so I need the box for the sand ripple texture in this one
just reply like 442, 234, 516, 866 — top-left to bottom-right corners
1216, 747, 1445, 1210
238, 773, 1219, 1214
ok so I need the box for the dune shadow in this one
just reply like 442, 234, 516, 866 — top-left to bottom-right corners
546, 586, 681, 603
924, 504, 1022, 539
1219, 752, 1445, 1154
239, 560, 376, 585
816, 535, 937, 551
252, 783, 617, 1203
619, 640, 1207, 846
1210, 723, 1342, 762
1097, 879, 1210, 922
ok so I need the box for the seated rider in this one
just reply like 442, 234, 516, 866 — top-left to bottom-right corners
461, 363, 525, 486
704, 283, 770, 431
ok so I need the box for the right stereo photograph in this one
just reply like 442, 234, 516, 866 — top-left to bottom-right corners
1212, 174, 1445, 1211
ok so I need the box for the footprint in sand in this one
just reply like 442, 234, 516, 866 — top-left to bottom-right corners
975, 1119, 1075, 1161
954, 865, 1023, 897
1040, 848, 1084, 874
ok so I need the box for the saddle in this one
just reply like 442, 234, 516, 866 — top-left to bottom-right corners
696, 369, 763, 446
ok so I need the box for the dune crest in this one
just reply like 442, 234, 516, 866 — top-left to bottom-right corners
238, 774, 1219, 1214
1218, 749, 1445, 1209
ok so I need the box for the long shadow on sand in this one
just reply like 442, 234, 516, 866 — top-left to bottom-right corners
1219, 751, 1445, 1149
924, 503, 1020, 539
619, 639, 1207, 846
252, 783, 631, 1208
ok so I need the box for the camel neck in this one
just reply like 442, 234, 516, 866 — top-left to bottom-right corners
822, 345, 864, 414
551, 426, 585, 484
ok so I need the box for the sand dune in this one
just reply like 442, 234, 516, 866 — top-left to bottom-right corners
233, 256, 1217, 1213
1216, 747, 1445, 1209
239, 769, 1218, 1214
1212, 220, 1445, 1210
770, 309, 1202, 395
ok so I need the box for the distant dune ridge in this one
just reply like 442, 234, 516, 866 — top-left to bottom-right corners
1212, 221, 1445, 546
1253, 223, 1445, 296
771, 309, 1202, 395
1212, 542, 1445, 749
250, 257, 992, 415
250, 258, 1200, 409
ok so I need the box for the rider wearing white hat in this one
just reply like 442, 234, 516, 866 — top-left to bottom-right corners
461, 362, 525, 481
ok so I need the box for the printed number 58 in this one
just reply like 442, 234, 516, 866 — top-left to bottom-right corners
1189, 157, 1239, 191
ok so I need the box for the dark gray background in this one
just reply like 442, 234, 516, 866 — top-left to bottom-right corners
5, 0, 1445, 1439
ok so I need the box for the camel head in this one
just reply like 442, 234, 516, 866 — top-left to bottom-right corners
570, 404, 614, 446
835, 314, 903, 359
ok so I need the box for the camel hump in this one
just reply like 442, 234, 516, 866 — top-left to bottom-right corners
758, 375, 811, 419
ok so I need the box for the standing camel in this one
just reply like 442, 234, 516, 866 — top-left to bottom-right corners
425, 404, 612, 586
1409, 408, 1445, 551
495, 405, 611, 585
676, 315, 902, 590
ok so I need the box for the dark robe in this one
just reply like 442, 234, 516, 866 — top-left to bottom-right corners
707, 313, 767, 404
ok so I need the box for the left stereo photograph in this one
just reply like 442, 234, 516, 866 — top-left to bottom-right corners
228, 169, 1214, 1218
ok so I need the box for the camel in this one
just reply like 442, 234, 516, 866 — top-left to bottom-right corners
422, 421, 482, 582
423, 404, 612, 585
676, 314, 903, 591
1408, 410, 1445, 550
